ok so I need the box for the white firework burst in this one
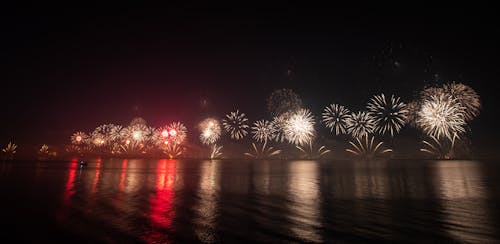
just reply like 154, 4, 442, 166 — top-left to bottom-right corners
345, 111, 375, 138
366, 94, 407, 136
251, 120, 276, 143
93, 124, 122, 142
444, 82, 481, 122
222, 110, 249, 140
120, 123, 151, 142
166, 122, 188, 144
283, 108, 315, 146
417, 93, 466, 140
271, 112, 290, 143
199, 118, 221, 145
322, 103, 350, 135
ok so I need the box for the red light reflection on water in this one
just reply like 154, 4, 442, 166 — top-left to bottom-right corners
57, 159, 78, 222
119, 159, 128, 191
92, 159, 101, 193
63, 159, 78, 203
143, 159, 176, 243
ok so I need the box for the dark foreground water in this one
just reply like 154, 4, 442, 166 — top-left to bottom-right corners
1, 159, 499, 243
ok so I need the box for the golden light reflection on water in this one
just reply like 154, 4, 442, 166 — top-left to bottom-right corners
287, 161, 322, 242
194, 160, 219, 242
433, 160, 494, 242
353, 160, 390, 199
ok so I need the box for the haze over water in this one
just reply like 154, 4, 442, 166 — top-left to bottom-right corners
1, 159, 499, 242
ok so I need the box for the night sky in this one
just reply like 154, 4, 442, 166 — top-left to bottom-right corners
1, 7, 499, 156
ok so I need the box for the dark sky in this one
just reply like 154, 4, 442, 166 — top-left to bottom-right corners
1, 6, 499, 155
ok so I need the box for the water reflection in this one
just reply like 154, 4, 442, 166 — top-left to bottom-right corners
143, 159, 176, 243
194, 160, 219, 242
433, 160, 495, 242
286, 161, 322, 242
353, 160, 390, 199
1, 159, 499, 242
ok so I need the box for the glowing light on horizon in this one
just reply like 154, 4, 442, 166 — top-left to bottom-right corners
366, 94, 407, 136
322, 103, 350, 135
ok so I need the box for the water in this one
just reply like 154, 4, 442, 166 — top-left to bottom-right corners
1, 159, 499, 243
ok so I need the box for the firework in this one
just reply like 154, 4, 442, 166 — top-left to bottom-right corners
267, 88, 303, 117
420, 86, 444, 100
322, 103, 350, 135
405, 100, 420, 127
345, 111, 375, 138
417, 93, 465, 140
93, 124, 122, 142
163, 142, 185, 159
210, 144, 223, 159
271, 112, 290, 143
366, 94, 407, 136
346, 135, 392, 157
199, 118, 221, 145
71, 131, 88, 145
420, 133, 459, 159
252, 120, 276, 143
120, 123, 151, 142
296, 143, 331, 159
222, 110, 249, 140
444, 82, 481, 122
166, 122, 188, 144
129, 117, 147, 126
284, 108, 315, 146
2, 142, 18, 159
244, 142, 281, 159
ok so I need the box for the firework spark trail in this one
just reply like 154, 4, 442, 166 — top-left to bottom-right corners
284, 108, 315, 146
322, 103, 350, 135
346, 135, 392, 157
417, 93, 465, 140
367, 94, 407, 136
296, 143, 331, 159
420, 133, 459, 159
345, 111, 375, 138
222, 110, 249, 140
210, 144, 223, 159
199, 118, 221, 145
244, 142, 281, 159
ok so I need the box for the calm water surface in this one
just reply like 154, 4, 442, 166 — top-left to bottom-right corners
1, 159, 499, 243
